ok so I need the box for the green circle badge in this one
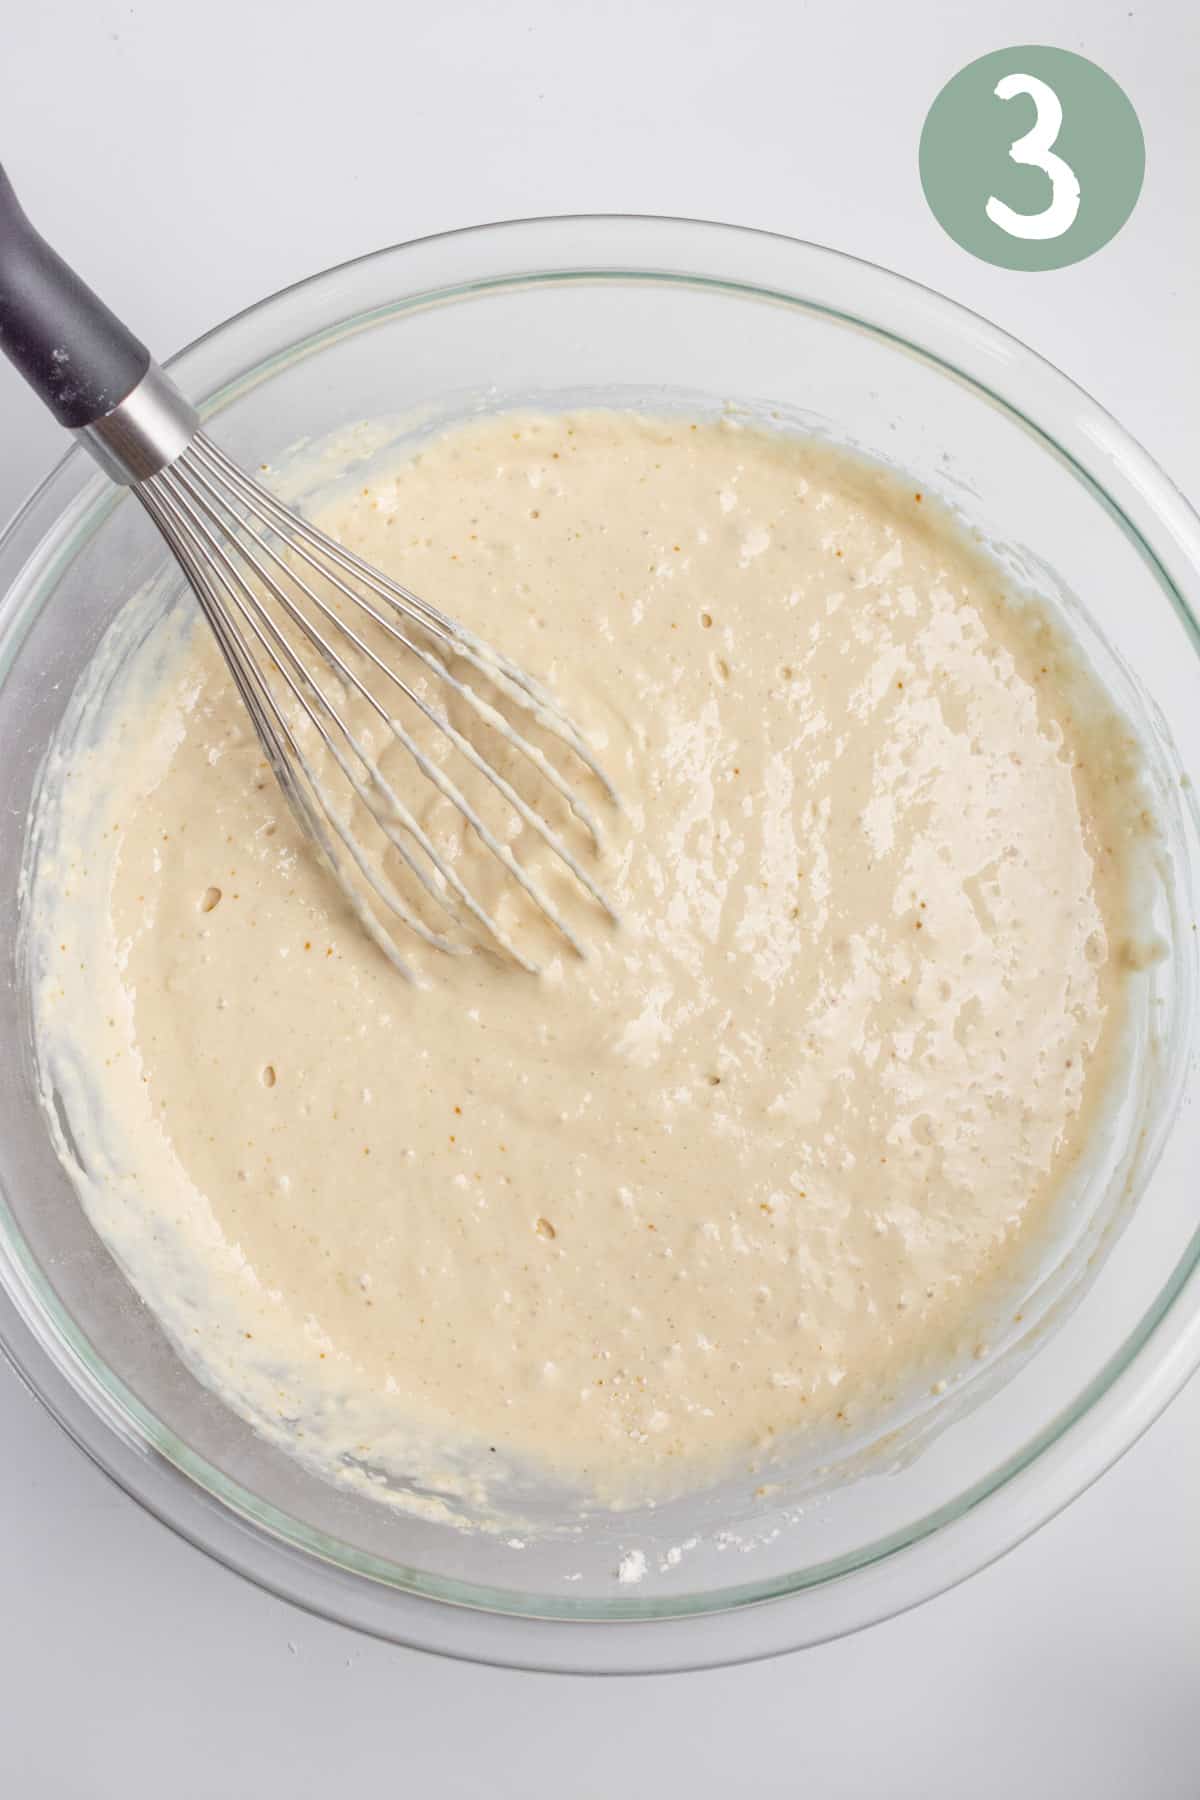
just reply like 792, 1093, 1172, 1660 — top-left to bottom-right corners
919, 46, 1145, 270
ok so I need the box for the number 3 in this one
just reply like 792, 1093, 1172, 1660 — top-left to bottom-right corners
986, 72, 1081, 241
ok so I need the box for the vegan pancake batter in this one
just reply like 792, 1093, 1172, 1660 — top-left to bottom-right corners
30, 411, 1154, 1511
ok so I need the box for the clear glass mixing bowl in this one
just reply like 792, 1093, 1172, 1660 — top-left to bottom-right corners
1, 217, 1199, 1674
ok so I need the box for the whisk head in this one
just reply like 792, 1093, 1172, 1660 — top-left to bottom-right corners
134, 433, 619, 979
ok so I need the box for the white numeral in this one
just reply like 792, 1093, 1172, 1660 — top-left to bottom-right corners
986, 72, 1081, 241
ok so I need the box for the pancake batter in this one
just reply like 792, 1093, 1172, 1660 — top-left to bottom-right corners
31, 411, 1153, 1510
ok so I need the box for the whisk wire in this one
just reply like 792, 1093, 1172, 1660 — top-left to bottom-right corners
166, 452, 614, 929
140, 474, 543, 974
191, 437, 617, 803
186, 441, 612, 846
134, 434, 617, 973
154, 462, 585, 962
139, 480, 440, 978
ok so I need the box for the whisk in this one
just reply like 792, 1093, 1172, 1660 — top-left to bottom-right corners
0, 164, 617, 978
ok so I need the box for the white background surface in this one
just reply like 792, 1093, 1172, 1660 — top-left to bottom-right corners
1, 1, 1197, 1792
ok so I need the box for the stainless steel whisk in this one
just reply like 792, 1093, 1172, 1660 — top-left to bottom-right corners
0, 164, 617, 977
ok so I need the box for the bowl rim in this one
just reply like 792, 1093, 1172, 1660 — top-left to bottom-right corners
2, 210, 1200, 1674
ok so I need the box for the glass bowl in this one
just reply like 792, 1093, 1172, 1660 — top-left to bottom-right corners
1, 216, 1199, 1675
